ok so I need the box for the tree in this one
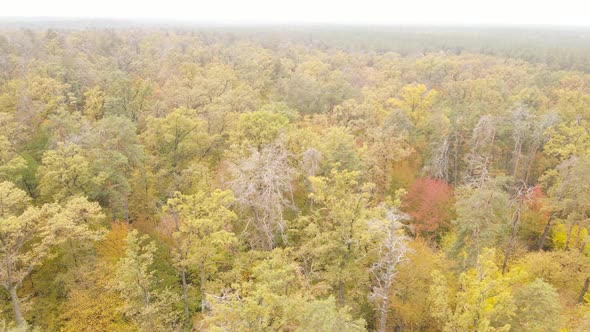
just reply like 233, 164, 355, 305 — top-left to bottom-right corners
230, 110, 289, 152
388, 240, 445, 331
295, 297, 367, 332
284, 61, 358, 114
60, 260, 135, 332
298, 169, 374, 307
317, 127, 364, 173
329, 99, 384, 138
204, 248, 367, 331
84, 115, 143, 221
365, 119, 413, 196
451, 178, 512, 267
388, 83, 437, 130
424, 113, 452, 182
161, 189, 237, 319
37, 143, 93, 202
0, 181, 39, 327
511, 279, 563, 332
141, 107, 211, 197
430, 249, 518, 332
104, 77, 152, 122
463, 115, 497, 187
368, 206, 410, 332
171, 62, 238, 110
0, 181, 104, 327
402, 177, 454, 239
518, 185, 550, 248
519, 250, 590, 305
44, 196, 106, 269
82, 86, 105, 121
539, 156, 590, 251
0, 135, 28, 185
228, 140, 295, 249
204, 248, 303, 331
112, 229, 181, 331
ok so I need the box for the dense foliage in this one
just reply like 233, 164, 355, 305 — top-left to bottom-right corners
0, 24, 589, 331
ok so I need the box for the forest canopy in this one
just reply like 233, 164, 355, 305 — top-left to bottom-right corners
0, 22, 589, 331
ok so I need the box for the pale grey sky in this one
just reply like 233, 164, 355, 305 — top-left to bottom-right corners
2, 0, 589, 26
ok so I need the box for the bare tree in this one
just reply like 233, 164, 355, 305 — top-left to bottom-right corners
427, 137, 450, 181
510, 107, 531, 179
369, 207, 411, 332
301, 148, 322, 178
228, 139, 296, 249
464, 115, 496, 187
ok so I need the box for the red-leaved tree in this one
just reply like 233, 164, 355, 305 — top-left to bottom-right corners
402, 177, 454, 239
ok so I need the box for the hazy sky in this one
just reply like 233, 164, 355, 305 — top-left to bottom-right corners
2, 0, 590, 26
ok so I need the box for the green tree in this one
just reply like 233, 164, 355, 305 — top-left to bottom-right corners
452, 178, 512, 267
112, 230, 181, 331
162, 189, 237, 319
141, 108, 211, 197
0, 135, 27, 184
511, 279, 563, 332
205, 249, 367, 331
37, 143, 92, 202
431, 249, 518, 332
539, 156, 590, 251
230, 110, 289, 152
84, 116, 143, 221
298, 169, 374, 307
0, 181, 104, 327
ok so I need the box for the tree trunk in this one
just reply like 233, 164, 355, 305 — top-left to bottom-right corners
565, 224, 573, 251
503, 204, 522, 274
523, 149, 537, 185
8, 286, 24, 327
453, 132, 459, 185
29, 274, 35, 293
124, 194, 129, 224
109, 196, 116, 222
69, 239, 79, 268
578, 277, 590, 304
502, 238, 512, 275
378, 293, 390, 332
338, 280, 345, 307
502, 224, 515, 274
538, 214, 555, 250
580, 240, 588, 253
181, 268, 190, 319
200, 260, 206, 314
512, 144, 521, 179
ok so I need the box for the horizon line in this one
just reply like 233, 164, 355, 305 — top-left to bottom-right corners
1, 16, 590, 30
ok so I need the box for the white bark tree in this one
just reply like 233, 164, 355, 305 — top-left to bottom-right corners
228, 139, 295, 249
369, 207, 410, 332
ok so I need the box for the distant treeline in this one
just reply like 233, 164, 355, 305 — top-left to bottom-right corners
2, 19, 590, 71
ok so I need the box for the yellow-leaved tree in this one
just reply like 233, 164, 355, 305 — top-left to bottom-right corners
0, 181, 104, 328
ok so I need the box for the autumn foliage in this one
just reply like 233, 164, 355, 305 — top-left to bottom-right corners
402, 177, 454, 237
1, 24, 590, 331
